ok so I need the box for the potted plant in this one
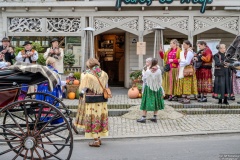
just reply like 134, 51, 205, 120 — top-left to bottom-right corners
130, 70, 142, 83
64, 52, 75, 67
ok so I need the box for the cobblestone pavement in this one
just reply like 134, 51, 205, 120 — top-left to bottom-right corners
1, 114, 240, 140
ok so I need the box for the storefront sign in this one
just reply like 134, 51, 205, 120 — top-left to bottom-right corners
137, 42, 146, 55
115, 0, 213, 13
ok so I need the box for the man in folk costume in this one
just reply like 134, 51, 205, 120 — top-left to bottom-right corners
137, 58, 165, 123
44, 38, 64, 74
194, 41, 213, 102
74, 58, 109, 147
0, 37, 15, 65
16, 41, 38, 63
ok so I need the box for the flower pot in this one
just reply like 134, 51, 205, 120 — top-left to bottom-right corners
128, 87, 139, 99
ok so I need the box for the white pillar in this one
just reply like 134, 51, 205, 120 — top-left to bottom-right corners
138, 16, 144, 70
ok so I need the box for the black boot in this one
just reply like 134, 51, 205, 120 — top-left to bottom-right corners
150, 115, 157, 123
137, 116, 146, 123
218, 99, 222, 104
223, 97, 229, 105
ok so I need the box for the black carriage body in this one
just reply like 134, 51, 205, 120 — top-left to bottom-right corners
0, 69, 47, 108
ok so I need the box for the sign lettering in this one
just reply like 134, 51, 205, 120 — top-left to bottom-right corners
115, 0, 213, 13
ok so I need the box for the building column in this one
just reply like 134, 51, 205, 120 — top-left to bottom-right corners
125, 32, 130, 88
138, 16, 144, 70
188, 16, 194, 45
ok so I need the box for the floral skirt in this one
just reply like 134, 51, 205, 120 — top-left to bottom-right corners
74, 99, 86, 129
176, 74, 198, 96
84, 102, 108, 138
162, 68, 178, 96
140, 86, 164, 111
196, 68, 212, 93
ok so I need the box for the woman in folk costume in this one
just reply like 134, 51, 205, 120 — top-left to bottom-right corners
194, 41, 213, 102
176, 40, 198, 104
213, 44, 233, 105
75, 58, 109, 147
142, 57, 152, 93
137, 58, 165, 123
159, 39, 181, 101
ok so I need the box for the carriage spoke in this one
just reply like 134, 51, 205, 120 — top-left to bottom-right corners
38, 142, 70, 146
24, 149, 29, 160
12, 113, 27, 122
6, 110, 26, 136
12, 147, 25, 160
0, 125, 22, 139
43, 133, 59, 150
33, 105, 44, 132
30, 149, 34, 160
53, 133, 67, 140
23, 105, 30, 136
34, 148, 43, 160
37, 146, 63, 160
34, 114, 58, 138
0, 144, 23, 155
40, 108, 53, 122
40, 126, 68, 139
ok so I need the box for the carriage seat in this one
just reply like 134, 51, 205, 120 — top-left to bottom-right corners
0, 69, 18, 76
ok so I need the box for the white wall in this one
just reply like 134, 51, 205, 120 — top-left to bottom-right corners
196, 28, 236, 48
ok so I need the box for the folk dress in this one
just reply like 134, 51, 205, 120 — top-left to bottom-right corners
75, 66, 109, 138
140, 67, 165, 111
213, 52, 233, 99
195, 46, 213, 93
159, 47, 181, 96
176, 50, 198, 95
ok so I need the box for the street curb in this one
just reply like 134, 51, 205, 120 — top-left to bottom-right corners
72, 130, 240, 141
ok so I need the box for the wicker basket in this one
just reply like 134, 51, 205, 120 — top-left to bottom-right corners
66, 85, 79, 95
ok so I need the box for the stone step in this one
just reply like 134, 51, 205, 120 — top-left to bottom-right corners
176, 108, 240, 115
69, 109, 129, 117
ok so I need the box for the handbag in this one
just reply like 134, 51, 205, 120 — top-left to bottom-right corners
183, 65, 194, 77
164, 64, 171, 72
93, 71, 112, 99
194, 61, 202, 69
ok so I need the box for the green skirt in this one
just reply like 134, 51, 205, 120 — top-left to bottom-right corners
140, 85, 165, 111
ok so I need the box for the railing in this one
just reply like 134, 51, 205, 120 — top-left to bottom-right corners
64, 66, 81, 73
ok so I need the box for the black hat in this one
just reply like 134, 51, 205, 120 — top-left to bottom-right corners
22, 41, 32, 46
50, 38, 59, 43
1, 37, 10, 42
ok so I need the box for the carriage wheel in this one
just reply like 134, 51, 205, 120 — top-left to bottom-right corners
26, 92, 78, 134
0, 99, 73, 160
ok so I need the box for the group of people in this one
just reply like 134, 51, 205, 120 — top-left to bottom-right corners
159, 39, 240, 105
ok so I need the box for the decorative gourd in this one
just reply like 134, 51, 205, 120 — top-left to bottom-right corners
73, 80, 80, 85
138, 93, 142, 98
68, 81, 73, 85
68, 92, 76, 99
128, 87, 139, 99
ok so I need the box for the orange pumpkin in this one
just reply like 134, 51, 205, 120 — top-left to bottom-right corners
73, 80, 80, 85
138, 93, 142, 98
68, 92, 76, 100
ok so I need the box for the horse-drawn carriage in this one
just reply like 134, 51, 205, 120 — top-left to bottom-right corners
0, 63, 76, 160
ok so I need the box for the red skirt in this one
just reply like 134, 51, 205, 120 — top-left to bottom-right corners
196, 68, 212, 93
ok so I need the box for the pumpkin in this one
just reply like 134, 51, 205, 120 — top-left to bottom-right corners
66, 80, 70, 84
128, 87, 139, 99
68, 92, 76, 100
73, 80, 80, 85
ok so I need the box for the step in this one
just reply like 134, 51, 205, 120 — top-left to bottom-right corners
69, 109, 129, 117
67, 104, 132, 110
176, 108, 240, 114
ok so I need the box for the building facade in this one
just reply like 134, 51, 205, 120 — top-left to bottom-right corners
0, 0, 240, 87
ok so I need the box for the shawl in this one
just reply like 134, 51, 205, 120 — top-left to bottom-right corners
144, 68, 163, 92
79, 69, 108, 94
